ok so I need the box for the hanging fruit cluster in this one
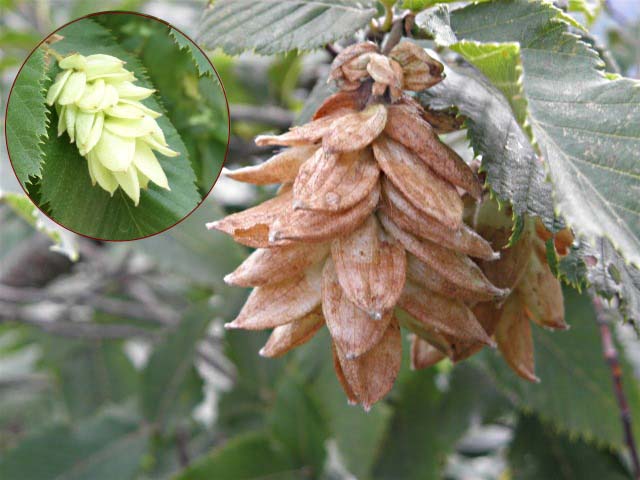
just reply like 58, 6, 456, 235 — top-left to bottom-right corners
46, 52, 178, 205
211, 41, 568, 409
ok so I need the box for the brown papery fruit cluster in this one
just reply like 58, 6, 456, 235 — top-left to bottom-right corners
412, 200, 571, 382
210, 41, 565, 409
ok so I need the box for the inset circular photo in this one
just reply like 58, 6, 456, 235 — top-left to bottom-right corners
5, 11, 229, 241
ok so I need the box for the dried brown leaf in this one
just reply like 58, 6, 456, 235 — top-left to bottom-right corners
322, 258, 392, 359
389, 41, 444, 91
259, 309, 325, 358
225, 242, 329, 287
323, 104, 387, 154
271, 182, 380, 243
495, 293, 539, 382
224, 145, 317, 185
255, 112, 348, 148
334, 319, 402, 410
398, 282, 493, 347
379, 211, 508, 299
331, 216, 406, 318
226, 264, 322, 330
207, 189, 292, 248
293, 147, 379, 212
313, 88, 369, 120
381, 177, 497, 260
330, 42, 379, 81
406, 254, 502, 302
518, 254, 567, 330
410, 335, 446, 370
384, 105, 482, 199
373, 136, 463, 229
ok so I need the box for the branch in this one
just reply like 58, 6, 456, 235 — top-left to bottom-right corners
230, 104, 294, 130
591, 291, 640, 479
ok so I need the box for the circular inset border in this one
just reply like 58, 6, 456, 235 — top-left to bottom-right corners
5, 10, 230, 242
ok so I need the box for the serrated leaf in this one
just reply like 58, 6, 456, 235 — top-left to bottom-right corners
141, 302, 211, 431
0, 408, 149, 480
170, 28, 214, 78
38, 19, 200, 240
561, 237, 640, 328
268, 376, 329, 475
373, 365, 507, 479
6, 47, 48, 186
474, 287, 640, 449
444, 0, 640, 272
175, 431, 295, 480
196, 0, 378, 55
449, 41, 528, 127
509, 414, 630, 479
418, 56, 557, 228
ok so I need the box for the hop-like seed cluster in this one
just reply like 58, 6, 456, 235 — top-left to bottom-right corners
211, 41, 567, 409
46, 53, 178, 205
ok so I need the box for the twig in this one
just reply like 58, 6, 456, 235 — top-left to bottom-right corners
325, 43, 340, 59
175, 428, 190, 468
382, 17, 406, 55
591, 291, 640, 479
230, 104, 294, 129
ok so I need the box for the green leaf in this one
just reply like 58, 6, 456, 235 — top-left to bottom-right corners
563, 237, 640, 328
141, 303, 211, 431
38, 19, 200, 240
196, 0, 378, 55
374, 365, 506, 479
0, 408, 149, 480
6, 47, 49, 186
217, 329, 286, 435
445, 0, 640, 271
170, 28, 214, 78
0, 192, 79, 260
475, 287, 640, 448
268, 376, 329, 475
175, 431, 296, 480
449, 41, 528, 128
43, 339, 139, 419
308, 332, 393, 479
567, 0, 603, 25
509, 414, 630, 479
418, 55, 557, 228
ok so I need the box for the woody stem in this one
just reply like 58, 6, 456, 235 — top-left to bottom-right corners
591, 291, 640, 479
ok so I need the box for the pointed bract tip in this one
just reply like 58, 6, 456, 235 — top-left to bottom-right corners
363, 404, 372, 413
292, 199, 308, 210
223, 273, 235, 285
369, 310, 383, 321
347, 399, 357, 406
490, 251, 501, 261
206, 220, 220, 230
221, 167, 232, 176
258, 347, 267, 357
487, 338, 498, 349
345, 352, 357, 360
268, 229, 282, 243
224, 322, 239, 330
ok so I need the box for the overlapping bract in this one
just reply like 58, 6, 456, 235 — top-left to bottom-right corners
212, 41, 567, 408
46, 53, 178, 205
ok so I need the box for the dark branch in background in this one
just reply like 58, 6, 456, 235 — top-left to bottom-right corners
382, 16, 406, 55
591, 291, 640, 479
230, 104, 295, 130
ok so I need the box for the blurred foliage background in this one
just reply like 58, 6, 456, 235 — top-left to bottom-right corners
1, 1, 640, 479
